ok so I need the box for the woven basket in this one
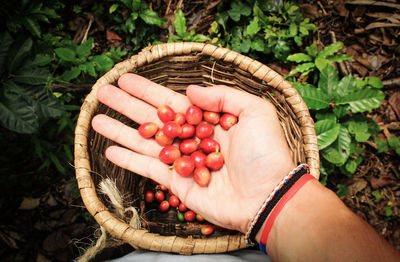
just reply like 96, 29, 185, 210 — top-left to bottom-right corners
74, 42, 320, 255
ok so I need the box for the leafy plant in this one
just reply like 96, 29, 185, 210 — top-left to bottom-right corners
0, 32, 64, 134
374, 136, 400, 155
215, 0, 316, 60
288, 42, 353, 76
168, 9, 210, 43
2, 0, 61, 38
54, 38, 121, 82
109, 0, 165, 49
293, 62, 385, 182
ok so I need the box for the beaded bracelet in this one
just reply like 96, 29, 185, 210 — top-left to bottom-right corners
259, 173, 315, 253
244, 164, 310, 245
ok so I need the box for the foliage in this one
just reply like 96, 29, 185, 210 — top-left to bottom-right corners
0, 32, 64, 134
54, 38, 124, 82
375, 136, 400, 155
288, 42, 353, 76
168, 9, 210, 43
1, 0, 62, 38
293, 61, 385, 183
213, 0, 316, 60
108, 0, 165, 49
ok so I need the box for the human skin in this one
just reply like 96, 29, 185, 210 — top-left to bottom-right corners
92, 73, 400, 261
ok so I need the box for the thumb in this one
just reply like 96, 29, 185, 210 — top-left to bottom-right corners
186, 85, 263, 115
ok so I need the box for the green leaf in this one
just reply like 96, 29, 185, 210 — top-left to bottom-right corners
289, 62, 315, 76
318, 64, 338, 98
228, 1, 251, 22
289, 23, 298, 37
244, 17, 260, 37
85, 62, 96, 77
388, 137, 400, 149
139, 9, 165, 26
315, 57, 331, 72
109, 3, 119, 14
92, 55, 114, 72
9, 38, 33, 73
333, 105, 349, 119
374, 137, 389, 153
368, 77, 383, 89
287, 53, 312, 63
31, 53, 52, 66
23, 17, 41, 38
22, 86, 64, 119
215, 12, 229, 31
345, 159, 358, 174
315, 119, 341, 150
336, 184, 349, 197
13, 67, 49, 85
0, 81, 39, 134
240, 39, 251, 54
76, 38, 93, 58
125, 16, 136, 34
385, 206, 393, 217
55, 47, 76, 62
305, 42, 318, 57
322, 126, 351, 165
348, 121, 368, 134
335, 89, 385, 113
327, 54, 353, 63
355, 132, 370, 142
175, 9, 187, 37
315, 112, 337, 122
250, 38, 265, 52
61, 67, 81, 81
293, 83, 330, 110
0, 32, 13, 75
318, 42, 343, 59
372, 190, 383, 203
336, 74, 357, 98
192, 34, 210, 42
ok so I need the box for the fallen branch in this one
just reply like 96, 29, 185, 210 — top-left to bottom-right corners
383, 78, 400, 87
345, 0, 400, 10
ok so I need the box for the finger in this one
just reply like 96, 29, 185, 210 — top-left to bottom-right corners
118, 73, 191, 112
105, 146, 196, 195
92, 114, 163, 157
186, 85, 268, 116
97, 85, 163, 126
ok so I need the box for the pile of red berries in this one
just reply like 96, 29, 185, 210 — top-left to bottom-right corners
144, 181, 215, 236
138, 104, 237, 187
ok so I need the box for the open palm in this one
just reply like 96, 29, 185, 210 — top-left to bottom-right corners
92, 73, 295, 233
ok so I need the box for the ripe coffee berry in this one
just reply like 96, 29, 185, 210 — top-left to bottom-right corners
203, 111, 220, 125
159, 145, 181, 164
193, 167, 211, 187
220, 113, 237, 130
159, 200, 170, 212
184, 210, 196, 222
162, 121, 182, 138
173, 156, 195, 177
195, 122, 213, 139
199, 138, 220, 154
178, 203, 187, 212
138, 122, 159, 138
205, 151, 224, 171
173, 112, 186, 125
179, 123, 196, 139
185, 105, 203, 125
154, 190, 165, 202
157, 105, 175, 123
190, 151, 206, 168
179, 139, 198, 155
201, 225, 214, 236
168, 195, 180, 208
144, 190, 154, 203
155, 130, 173, 146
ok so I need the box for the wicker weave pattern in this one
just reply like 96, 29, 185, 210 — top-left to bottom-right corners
74, 42, 319, 255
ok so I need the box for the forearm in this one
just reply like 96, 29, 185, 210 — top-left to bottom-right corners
257, 179, 399, 262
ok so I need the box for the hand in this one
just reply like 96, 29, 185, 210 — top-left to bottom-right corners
92, 73, 295, 233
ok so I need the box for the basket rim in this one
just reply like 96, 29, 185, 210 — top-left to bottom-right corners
74, 42, 319, 254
